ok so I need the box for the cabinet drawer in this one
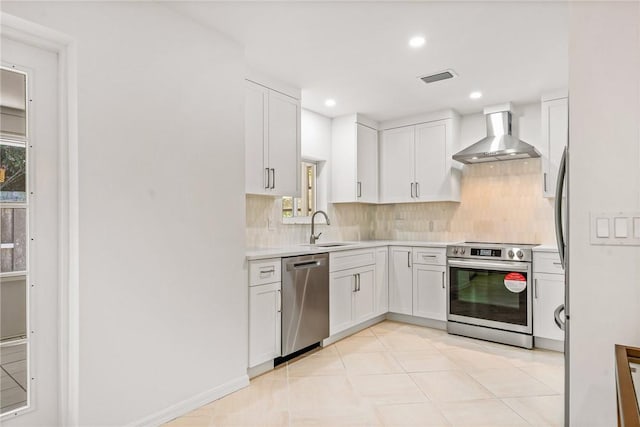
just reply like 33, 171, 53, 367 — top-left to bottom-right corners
330, 248, 376, 272
412, 248, 446, 266
249, 258, 281, 286
533, 252, 565, 275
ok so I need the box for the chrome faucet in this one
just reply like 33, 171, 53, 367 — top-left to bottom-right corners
310, 210, 331, 244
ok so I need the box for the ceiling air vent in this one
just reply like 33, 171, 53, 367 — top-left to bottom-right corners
419, 69, 457, 85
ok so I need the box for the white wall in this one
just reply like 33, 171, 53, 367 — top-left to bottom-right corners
568, 2, 640, 425
0, 2, 247, 426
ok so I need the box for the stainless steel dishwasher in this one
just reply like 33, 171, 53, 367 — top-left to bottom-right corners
281, 253, 330, 357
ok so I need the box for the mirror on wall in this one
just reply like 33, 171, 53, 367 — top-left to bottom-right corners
0, 67, 29, 416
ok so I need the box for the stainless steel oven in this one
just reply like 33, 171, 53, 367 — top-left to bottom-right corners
447, 242, 537, 349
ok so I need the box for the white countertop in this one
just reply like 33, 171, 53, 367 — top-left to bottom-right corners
532, 244, 560, 253
246, 240, 460, 260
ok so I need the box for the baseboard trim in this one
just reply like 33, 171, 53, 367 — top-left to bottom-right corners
534, 336, 565, 352
386, 313, 447, 330
130, 374, 249, 427
322, 314, 387, 346
248, 360, 274, 379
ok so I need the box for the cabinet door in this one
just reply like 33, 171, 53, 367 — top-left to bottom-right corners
330, 270, 356, 335
245, 82, 268, 195
412, 264, 447, 321
380, 126, 415, 203
533, 274, 565, 341
542, 97, 568, 197
375, 247, 389, 315
388, 247, 413, 315
356, 124, 378, 203
353, 266, 376, 323
414, 121, 447, 200
268, 90, 300, 197
249, 282, 281, 367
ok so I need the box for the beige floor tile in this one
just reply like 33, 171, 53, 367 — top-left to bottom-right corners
436, 399, 529, 426
290, 406, 380, 427
342, 352, 404, 375
502, 395, 564, 427
370, 321, 410, 335
211, 410, 289, 426
378, 334, 438, 352
522, 364, 565, 394
411, 371, 492, 402
427, 334, 487, 351
309, 344, 341, 358
335, 335, 386, 354
443, 348, 513, 372
468, 368, 558, 398
287, 353, 345, 377
207, 377, 288, 415
289, 375, 362, 412
484, 344, 564, 368
165, 415, 212, 427
375, 402, 450, 427
351, 328, 376, 337
349, 373, 426, 405
391, 351, 460, 373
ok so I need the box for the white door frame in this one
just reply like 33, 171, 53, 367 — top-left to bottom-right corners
1, 12, 79, 426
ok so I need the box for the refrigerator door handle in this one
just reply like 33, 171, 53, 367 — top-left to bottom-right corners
554, 304, 566, 331
554, 147, 567, 269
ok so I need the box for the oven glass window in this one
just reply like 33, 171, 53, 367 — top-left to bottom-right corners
449, 266, 528, 326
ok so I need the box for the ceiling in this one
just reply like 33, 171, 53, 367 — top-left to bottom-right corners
168, 1, 568, 122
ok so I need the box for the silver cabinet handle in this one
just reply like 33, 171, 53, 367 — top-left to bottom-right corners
407, 251, 412, 268
357, 273, 361, 292
270, 168, 276, 189
534, 278, 538, 299
553, 262, 562, 266
357, 181, 362, 198
422, 255, 437, 258
265, 168, 270, 189
410, 182, 415, 198
277, 289, 282, 313
415, 182, 420, 198
554, 304, 565, 330
543, 172, 547, 192
353, 274, 358, 293
554, 147, 567, 268
442, 271, 445, 289
260, 268, 275, 275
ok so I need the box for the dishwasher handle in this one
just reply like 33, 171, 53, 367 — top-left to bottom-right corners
286, 259, 326, 271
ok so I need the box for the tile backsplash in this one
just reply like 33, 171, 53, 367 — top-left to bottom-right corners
246, 158, 556, 248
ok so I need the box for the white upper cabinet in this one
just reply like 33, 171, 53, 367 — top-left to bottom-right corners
331, 114, 379, 203
379, 111, 460, 203
541, 92, 568, 198
245, 80, 301, 197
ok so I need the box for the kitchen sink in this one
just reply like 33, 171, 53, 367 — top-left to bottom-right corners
301, 242, 355, 248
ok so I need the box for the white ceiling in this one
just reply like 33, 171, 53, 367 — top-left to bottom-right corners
168, 1, 568, 122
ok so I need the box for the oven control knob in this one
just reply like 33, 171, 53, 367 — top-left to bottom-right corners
461, 248, 466, 255
516, 250, 524, 259
508, 250, 515, 258
453, 248, 459, 255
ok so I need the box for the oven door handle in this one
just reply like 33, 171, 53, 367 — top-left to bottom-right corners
447, 259, 529, 272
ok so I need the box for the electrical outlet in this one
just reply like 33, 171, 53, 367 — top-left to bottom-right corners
267, 218, 276, 231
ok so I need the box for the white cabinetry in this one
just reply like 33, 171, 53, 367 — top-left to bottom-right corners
329, 248, 381, 336
245, 80, 300, 196
389, 246, 447, 322
388, 246, 414, 315
412, 264, 447, 321
248, 258, 282, 367
379, 112, 460, 203
331, 114, 378, 203
533, 250, 565, 347
375, 247, 389, 315
541, 93, 568, 198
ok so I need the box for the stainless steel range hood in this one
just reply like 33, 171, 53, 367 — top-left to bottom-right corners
453, 104, 540, 164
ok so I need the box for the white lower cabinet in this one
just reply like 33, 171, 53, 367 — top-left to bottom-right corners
248, 281, 282, 367
375, 247, 389, 315
533, 273, 565, 342
389, 246, 414, 315
412, 264, 447, 321
330, 265, 375, 335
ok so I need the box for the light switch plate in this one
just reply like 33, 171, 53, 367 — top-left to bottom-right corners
591, 212, 640, 246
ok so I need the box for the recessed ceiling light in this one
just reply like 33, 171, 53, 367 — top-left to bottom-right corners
469, 91, 483, 100
325, 99, 336, 107
409, 36, 426, 48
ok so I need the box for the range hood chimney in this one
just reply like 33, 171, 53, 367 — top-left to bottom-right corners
452, 103, 540, 164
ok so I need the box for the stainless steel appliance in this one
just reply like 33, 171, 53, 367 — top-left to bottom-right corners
281, 253, 330, 357
452, 104, 540, 164
447, 242, 538, 349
